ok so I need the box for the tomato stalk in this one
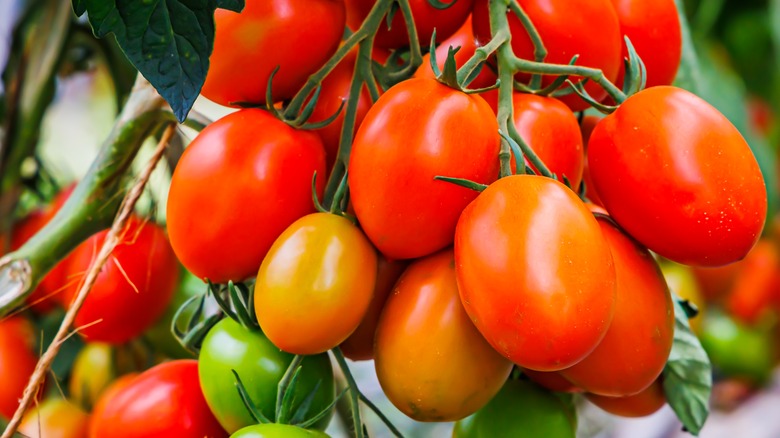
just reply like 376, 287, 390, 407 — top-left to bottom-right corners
507, 0, 547, 88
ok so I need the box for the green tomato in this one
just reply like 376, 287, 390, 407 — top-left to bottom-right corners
231, 423, 331, 438
453, 379, 576, 438
199, 318, 335, 433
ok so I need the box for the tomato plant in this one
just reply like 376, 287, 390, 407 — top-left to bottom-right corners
0, 317, 38, 419
19, 398, 90, 438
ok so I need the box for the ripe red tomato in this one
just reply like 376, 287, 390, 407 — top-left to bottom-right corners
510, 93, 584, 190
610, 0, 681, 89
522, 369, 582, 393
560, 216, 674, 397
255, 213, 377, 355
374, 250, 513, 421
89, 360, 226, 438
62, 216, 179, 344
588, 86, 767, 267
586, 379, 666, 418
349, 78, 499, 260
167, 109, 326, 284
692, 264, 741, 302
201, 0, 345, 106
346, 0, 474, 50
0, 317, 38, 419
472, 0, 622, 111
724, 240, 780, 325
580, 115, 603, 205
340, 255, 407, 361
455, 175, 616, 371
19, 398, 90, 438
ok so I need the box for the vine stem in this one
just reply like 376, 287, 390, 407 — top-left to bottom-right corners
1, 123, 177, 438
507, 0, 546, 88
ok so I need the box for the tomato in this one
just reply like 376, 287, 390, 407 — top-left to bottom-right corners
374, 250, 512, 421
89, 360, 226, 437
560, 216, 674, 397
340, 255, 406, 361
472, 0, 622, 112
349, 78, 499, 260
455, 175, 615, 371
586, 379, 666, 418
69, 343, 115, 410
692, 264, 741, 303
199, 318, 335, 433
61, 216, 178, 344
346, 0, 473, 50
255, 213, 376, 355
231, 424, 330, 438
579, 115, 603, 205
610, 0, 681, 89
522, 369, 581, 393
587, 86, 767, 267
167, 109, 326, 284
0, 317, 38, 419
659, 260, 706, 334
201, 1, 345, 106
453, 379, 576, 438
510, 93, 584, 190
19, 398, 90, 438
724, 240, 780, 325
414, 16, 496, 90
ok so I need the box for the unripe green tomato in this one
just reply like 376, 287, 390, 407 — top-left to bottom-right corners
69, 343, 115, 410
230, 423, 330, 438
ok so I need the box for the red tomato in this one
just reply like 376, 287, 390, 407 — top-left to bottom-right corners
89, 360, 226, 438
414, 15, 496, 90
167, 109, 326, 283
0, 317, 38, 419
349, 78, 499, 260
725, 240, 780, 325
610, 0, 681, 89
586, 379, 666, 418
560, 216, 674, 397
346, 0, 474, 50
580, 115, 603, 206
201, 0, 345, 106
472, 0, 622, 111
19, 398, 90, 438
374, 250, 513, 421
588, 86, 767, 267
522, 369, 582, 393
62, 216, 179, 344
692, 264, 742, 303
455, 175, 616, 371
510, 93, 584, 189
340, 255, 407, 361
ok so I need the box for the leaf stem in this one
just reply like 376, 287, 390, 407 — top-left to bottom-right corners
507, 0, 546, 88
332, 348, 364, 438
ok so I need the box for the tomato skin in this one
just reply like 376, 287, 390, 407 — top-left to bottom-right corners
472, 0, 622, 111
586, 379, 666, 418
374, 250, 512, 421
340, 255, 407, 361
455, 175, 616, 371
346, 0, 473, 50
579, 115, 603, 205
522, 369, 582, 394
560, 217, 674, 397
511, 93, 584, 190
660, 261, 706, 334
0, 317, 38, 419
69, 343, 115, 410
724, 240, 780, 325
89, 360, 226, 438
231, 424, 331, 438
255, 213, 376, 355
202, 1, 345, 106
453, 379, 576, 438
19, 398, 90, 438
588, 86, 767, 267
199, 318, 335, 433
610, 0, 681, 89
349, 78, 499, 260
62, 216, 178, 344
167, 109, 326, 284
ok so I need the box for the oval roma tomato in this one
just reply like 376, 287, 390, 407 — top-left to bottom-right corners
511, 93, 584, 189
587, 86, 767, 267
724, 240, 780, 325
374, 250, 512, 421
586, 379, 666, 418
255, 213, 376, 355
346, 0, 473, 50
560, 216, 674, 397
62, 216, 178, 344
579, 114, 603, 205
453, 379, 576, 438
167, 109, 326, 284
201, 0, 345, 106
472, 0, 622, 111
231, 424, 331, 438
89, 360, 226, 438
455, 175, 615, 371
0, 317, 38, 419
610, 0, 681, 89
522, 369, 582, 393
199, 318, 335, 433
349, 78, 499, 260
19, 398, 90, 438
340, 255, 407, 361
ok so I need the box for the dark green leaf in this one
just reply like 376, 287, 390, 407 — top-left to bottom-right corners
73, 0, 87, 16
39, 308, 84, 378
672, 0, 702, 94
662, 296, 712, 436
216, 0, 243, 12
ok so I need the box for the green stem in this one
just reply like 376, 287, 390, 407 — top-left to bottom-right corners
491, 3, 517, 178
0, 76, 171, 315
456, 30, 508, 86
358, 393, 404, 438
332, 348, 364, 438
509, 57, 627, 103
507, 0, 546, 89
276, 355, 304, 420
390, 0, 424, 79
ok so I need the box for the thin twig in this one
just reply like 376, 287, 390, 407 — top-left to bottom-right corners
1, 123, 177, 438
